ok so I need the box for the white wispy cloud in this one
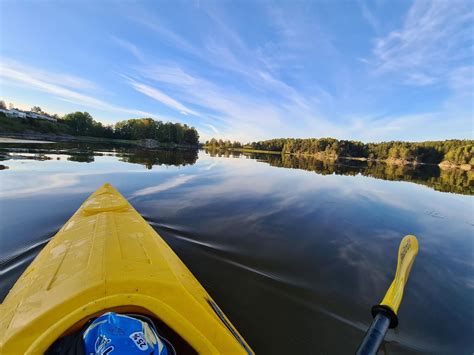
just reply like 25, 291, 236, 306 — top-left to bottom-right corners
111, 36, 145, 60
203, 123, 220, 135
130, 4, 325, 113
357, 112, 440, 141
129, 80, 199, 116
357, 0, 381, 33
138, 18, 202, 57
441, 65, 474, 127
109, 2, 349, 142
347, 0, 473, 141
0, 60, 154, 118
135, 64, 345, 141
136, 65, 283, 131
372, 0, 473, 85
348, 108, 472, 142
448, 66, 474, 93
139, 65, 197, 86
2, 60, 100, 92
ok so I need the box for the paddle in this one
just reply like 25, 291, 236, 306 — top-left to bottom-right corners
356, 235, 419, 355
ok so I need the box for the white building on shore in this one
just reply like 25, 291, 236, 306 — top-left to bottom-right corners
0, 108, 57, 121
1, 108, 27, 118
25, 111, 57, 122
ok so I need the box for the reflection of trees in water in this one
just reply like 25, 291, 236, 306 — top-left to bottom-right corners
1, 143, 198, 169
205, 149, 243, 159
0, 151, 53, 162
67, 153, 95, 163
1, 143, 100, 163
118, 149, 198, 169
364, 162, 472, 195
240, 152, 473, 195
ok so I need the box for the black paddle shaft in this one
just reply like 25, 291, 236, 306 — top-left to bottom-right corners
356, 313, 390, 355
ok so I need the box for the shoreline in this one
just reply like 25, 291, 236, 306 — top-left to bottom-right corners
1, 134, 470, 170
203, 146, 472, 170
0, 132, 199, 150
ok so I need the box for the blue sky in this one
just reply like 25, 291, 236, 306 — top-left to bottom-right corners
0, 0, 472, 142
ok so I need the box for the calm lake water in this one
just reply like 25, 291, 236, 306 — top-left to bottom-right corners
0, 141, 473, 354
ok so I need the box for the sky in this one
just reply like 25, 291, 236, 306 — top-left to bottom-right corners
0, 0, 472, 142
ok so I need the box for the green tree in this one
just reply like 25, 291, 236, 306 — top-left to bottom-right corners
184, 128, 199, 145
62, 112, 95, 135
204, 137, 473, 167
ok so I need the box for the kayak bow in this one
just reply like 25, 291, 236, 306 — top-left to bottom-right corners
0, 183, 253, 354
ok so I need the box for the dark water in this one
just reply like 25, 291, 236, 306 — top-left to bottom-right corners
0, 142, 473, 354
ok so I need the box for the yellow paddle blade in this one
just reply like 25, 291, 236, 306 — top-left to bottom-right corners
380, 235, 419, 314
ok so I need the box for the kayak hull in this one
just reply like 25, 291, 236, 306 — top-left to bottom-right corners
0, 183, 253, 354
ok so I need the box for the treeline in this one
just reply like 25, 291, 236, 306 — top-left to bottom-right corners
204, 138, 243, 149
114, 118, 198, 144
204, 137, 473, 166
0, 110, 199, 145
61, 113, 199, 145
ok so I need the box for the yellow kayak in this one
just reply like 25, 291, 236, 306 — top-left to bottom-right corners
0, 183, 253, 354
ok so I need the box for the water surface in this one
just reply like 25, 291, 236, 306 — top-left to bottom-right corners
0, 142, 472, 354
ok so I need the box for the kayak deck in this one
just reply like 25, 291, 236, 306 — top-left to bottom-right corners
0, 183, 253, 354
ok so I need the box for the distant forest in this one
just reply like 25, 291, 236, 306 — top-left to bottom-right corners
0, 110, 199, 145
204, 138, 473, 166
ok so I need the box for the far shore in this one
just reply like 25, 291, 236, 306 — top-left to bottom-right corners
0, 132, 199, 150
204, 146, 472, 171
1, 132, 470, 171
